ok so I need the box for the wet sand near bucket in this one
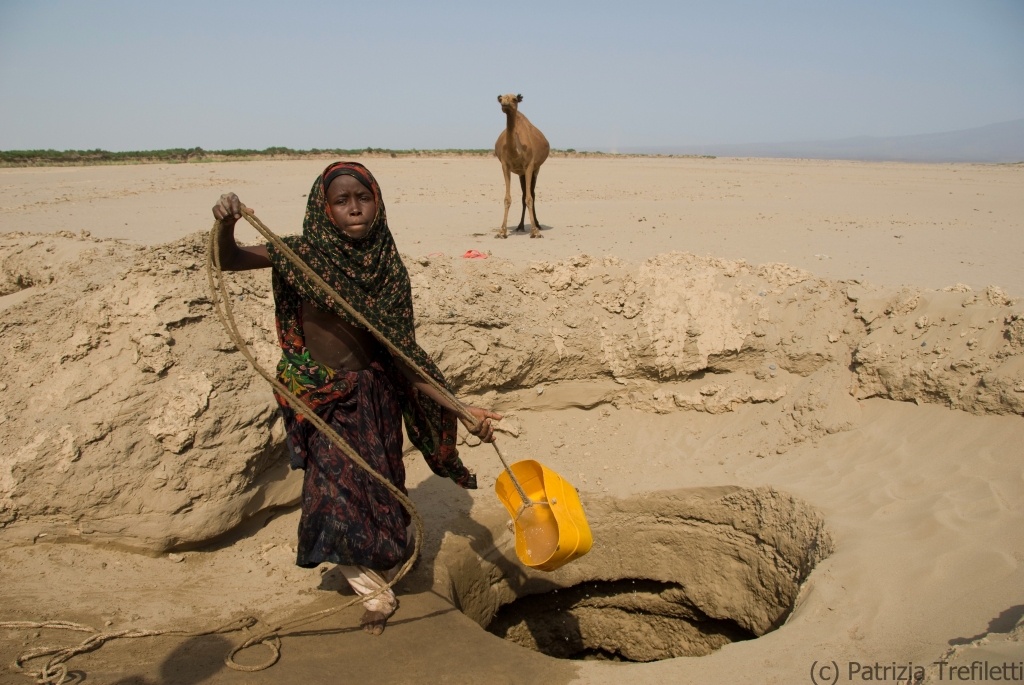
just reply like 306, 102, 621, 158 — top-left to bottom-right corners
1, 157, 1023, 684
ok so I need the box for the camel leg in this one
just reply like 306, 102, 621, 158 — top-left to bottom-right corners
526, 165, 543, 238
497, 163, 512, 239
516, 175, 527, 232
529, 171, 541, 233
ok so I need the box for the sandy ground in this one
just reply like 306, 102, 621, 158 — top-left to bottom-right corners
1, 156, 1022, 293
1, 157, 1023, 684
2, 402, 1021, 684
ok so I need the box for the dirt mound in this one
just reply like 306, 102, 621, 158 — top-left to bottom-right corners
1, 231, 289, 552
848, 283, 1024, 413
2, 231, 1022, 551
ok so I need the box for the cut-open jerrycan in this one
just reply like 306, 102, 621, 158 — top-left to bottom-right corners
495, 460, 593, 572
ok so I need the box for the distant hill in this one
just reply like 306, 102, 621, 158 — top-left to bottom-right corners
617, 118, 1024, 163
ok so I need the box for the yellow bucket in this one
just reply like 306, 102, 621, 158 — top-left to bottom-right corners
495, 460, 593, 572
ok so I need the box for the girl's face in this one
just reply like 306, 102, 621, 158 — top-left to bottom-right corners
326, 174, 377, 239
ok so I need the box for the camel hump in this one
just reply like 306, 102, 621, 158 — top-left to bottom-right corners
515, 111, 537, 131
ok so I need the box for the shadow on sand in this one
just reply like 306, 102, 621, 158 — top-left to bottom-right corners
407, 473, 573, 651
499, 223, 553, 237
108, 634, 233, 685
949, 604, 1024, 645
110, 471, 533, 683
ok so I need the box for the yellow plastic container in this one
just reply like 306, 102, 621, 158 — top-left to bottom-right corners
495, 460, 593, 572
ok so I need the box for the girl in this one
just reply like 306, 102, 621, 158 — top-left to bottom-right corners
212, 162, 499, 635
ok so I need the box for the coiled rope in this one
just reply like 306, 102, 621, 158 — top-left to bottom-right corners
2, 209, 525, 684
1, 618, 259, 685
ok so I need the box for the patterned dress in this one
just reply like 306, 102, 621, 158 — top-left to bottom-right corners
267, 162, 476, 570
281, 343, 408, 569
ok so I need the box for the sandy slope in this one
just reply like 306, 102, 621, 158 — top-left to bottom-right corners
1, 157, 1023, 685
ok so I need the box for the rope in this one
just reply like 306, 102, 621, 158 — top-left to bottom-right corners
206, 218, 424, 671
1, 211, 528, 684
225, 207, 531, 503
1, 618, 258, 685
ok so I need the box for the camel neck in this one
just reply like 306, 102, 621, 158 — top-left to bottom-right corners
505, 109, 517, 135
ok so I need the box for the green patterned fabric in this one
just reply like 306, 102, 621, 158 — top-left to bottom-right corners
267, 162, 475, 488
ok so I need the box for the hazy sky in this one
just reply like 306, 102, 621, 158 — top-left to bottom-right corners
1, 1, 1022, 151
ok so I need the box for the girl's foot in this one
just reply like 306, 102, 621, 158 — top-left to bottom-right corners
361, 610, 388, 635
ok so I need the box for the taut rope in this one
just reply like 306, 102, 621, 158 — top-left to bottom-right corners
225, 207, 529, 503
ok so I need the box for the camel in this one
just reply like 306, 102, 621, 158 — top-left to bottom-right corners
494, 94, 550, 239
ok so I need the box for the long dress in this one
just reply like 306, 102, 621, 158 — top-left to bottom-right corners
287, 358, 410, 571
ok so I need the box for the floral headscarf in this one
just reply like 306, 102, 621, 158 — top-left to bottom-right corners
267, 162, 475, 488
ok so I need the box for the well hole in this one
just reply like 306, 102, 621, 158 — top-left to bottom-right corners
486, 578, 755, 662
439, 487, 834, 665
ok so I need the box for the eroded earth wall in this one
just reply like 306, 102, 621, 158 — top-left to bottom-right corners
1, 231, 1022, 551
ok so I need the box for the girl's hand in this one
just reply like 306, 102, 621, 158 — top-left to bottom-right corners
212, 193, 250, 225
461, 406, 503, 443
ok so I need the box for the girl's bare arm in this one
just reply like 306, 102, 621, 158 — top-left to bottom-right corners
212, 193, 271, 271
393, 357, 502, 442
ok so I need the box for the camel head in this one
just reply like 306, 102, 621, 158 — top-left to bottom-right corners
498, 93, 523, 114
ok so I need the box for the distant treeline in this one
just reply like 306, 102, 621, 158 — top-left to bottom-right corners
0, 147, 707, 167
0, 147, 502, 167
